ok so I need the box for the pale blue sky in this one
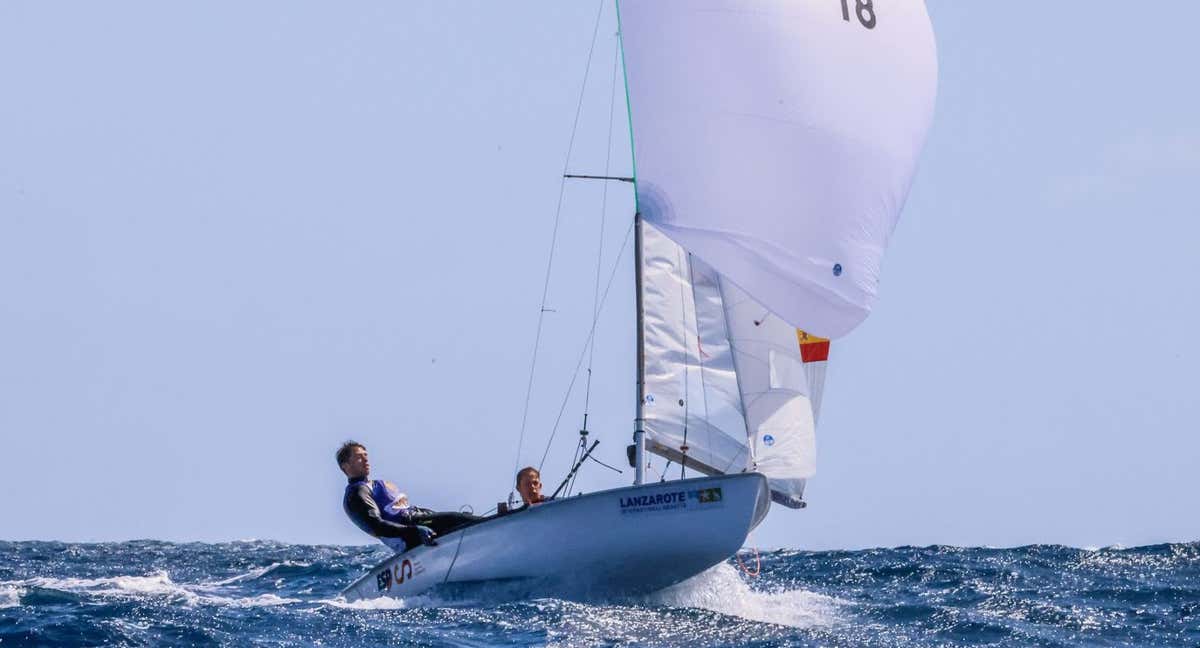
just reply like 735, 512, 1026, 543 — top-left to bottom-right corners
2, 2, 1197, 550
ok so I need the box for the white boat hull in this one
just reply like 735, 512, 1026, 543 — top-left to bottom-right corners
342, 472, 770, 602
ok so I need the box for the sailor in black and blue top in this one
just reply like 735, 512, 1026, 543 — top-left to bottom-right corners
338, 442, 481, 552
343, 476, 431, 551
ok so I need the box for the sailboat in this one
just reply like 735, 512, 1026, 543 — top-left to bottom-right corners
342, 0, 937, 602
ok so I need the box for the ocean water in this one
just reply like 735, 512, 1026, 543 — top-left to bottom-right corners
1, 540, 1196, 647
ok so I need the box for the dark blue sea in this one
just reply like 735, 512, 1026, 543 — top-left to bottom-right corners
1, 540, 1196, 647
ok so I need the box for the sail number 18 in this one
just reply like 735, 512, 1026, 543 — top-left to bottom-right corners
840, 0, 877, 29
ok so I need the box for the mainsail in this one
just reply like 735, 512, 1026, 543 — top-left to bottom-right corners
641, 221, 749, 477
641, 220, 818, 506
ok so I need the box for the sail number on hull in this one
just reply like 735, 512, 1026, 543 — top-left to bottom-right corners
375, 558, 423, 593
840, 0, 877, 29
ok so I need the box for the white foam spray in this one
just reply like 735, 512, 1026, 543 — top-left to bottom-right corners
0, 585, 22, 609
642, 562, 844, 628
320, 595, 408, 610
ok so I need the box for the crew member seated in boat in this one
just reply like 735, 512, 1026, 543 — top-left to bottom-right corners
515, 466, 548, 508
337, 441, 480, 552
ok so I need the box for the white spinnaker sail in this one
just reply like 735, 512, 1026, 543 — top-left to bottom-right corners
719, 279, 817, 507
641, 221, 749, 476
618, 0, 938, 338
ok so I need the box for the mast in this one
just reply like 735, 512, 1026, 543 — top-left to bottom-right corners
633, 211, 646, 485
617, 0, 645, 485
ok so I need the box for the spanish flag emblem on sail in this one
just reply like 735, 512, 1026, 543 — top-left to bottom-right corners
796, 330, 830, 421
796, 330, 830, 363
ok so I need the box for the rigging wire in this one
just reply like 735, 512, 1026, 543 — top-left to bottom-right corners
568, 30, 625, 497
586, 454, 623, 474
567, 443, 624, 497
537, 219, 635, 472
718, 287, 759, 475
579, 24, 622, 442
513, 0, 610, 479
676, 247, 691, 479
686, 256, 716, 480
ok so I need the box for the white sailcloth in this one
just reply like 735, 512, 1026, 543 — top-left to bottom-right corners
618, 0, 938, 338
641, 221, 749, 476
719, 279, 817, 507
642, 221, 818, 507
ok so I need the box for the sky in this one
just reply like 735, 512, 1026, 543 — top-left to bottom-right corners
1, 2, 1197, 551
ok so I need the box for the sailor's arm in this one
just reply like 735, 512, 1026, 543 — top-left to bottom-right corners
345, 485, 425, 545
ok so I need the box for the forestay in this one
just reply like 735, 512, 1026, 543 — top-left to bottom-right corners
617, 0, 938, 339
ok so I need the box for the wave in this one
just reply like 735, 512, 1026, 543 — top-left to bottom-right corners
205, 560, 314, 586
0, 571, 301, 609
221, 593, 303, 607
3, 540, 1196, 647
7, 571, 188, 598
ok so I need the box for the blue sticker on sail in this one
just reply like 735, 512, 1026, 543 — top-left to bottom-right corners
832, 263, 843, 277
645, 394, 655, 405
762, 434, 775, 447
